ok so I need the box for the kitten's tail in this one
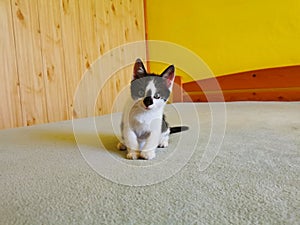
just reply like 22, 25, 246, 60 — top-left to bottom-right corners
170, 126, 189, 134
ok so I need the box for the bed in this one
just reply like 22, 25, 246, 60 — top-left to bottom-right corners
1, 66, 300, 224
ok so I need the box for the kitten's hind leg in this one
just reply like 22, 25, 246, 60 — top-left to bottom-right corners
158, 128, 170, 148
117, 142, 127, 151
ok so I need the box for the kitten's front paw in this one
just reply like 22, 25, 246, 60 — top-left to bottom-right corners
117, 142, 127, 151
126, 150, 140, 160
140, 150, 156, 160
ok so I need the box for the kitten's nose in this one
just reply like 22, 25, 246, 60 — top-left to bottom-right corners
143, 96, 153, 107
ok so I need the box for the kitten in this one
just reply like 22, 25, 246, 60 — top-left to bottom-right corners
117, 58, 188, 160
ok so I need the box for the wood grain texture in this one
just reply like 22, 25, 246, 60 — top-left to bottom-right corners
0, 0, 23, 129
11, 0, 48, 126
38, 0, 69, 122
60, 0, 83, 119
1, 0, 146, 129
94, 0, 146, 116
76, 0, 99, 117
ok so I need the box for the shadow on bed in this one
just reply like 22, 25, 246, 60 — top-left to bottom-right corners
31, 129, 124, 157
99, 133, 125, 158
34, 130, 76, 143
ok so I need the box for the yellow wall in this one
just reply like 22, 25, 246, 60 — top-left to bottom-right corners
146, 0, 300, 81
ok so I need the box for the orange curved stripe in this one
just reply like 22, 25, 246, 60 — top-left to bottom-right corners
174, 65, 300, 102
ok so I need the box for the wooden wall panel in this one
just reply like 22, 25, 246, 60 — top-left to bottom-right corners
11, 0, 48, 127
0, 0, 23, 129
76, 0, 99, 117
96, 67, 132, 116
0, 0, 146, 130
60, 0, 83, 118
94, 0, 146, 116
38, 0, 69, 122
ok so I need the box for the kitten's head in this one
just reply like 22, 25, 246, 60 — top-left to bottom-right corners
130, 58, 175, 111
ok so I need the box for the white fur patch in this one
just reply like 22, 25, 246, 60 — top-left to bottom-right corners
145, 80, 156, 97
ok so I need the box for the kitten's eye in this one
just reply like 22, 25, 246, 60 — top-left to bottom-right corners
154, 93, 160, 99
138, 90, 144, 97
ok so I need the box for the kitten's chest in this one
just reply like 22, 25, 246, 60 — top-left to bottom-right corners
130, 111, 159, 129
128, 108, 162, 133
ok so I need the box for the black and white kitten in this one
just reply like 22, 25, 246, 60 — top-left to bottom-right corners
117, 58, 187, 160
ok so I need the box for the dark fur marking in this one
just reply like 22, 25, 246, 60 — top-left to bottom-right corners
137, 131, 151, 140
161, 114, 169, 133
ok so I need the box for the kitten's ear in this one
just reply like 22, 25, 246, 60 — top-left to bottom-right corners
133, 58, 147, 80
161, 65, 175, 89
